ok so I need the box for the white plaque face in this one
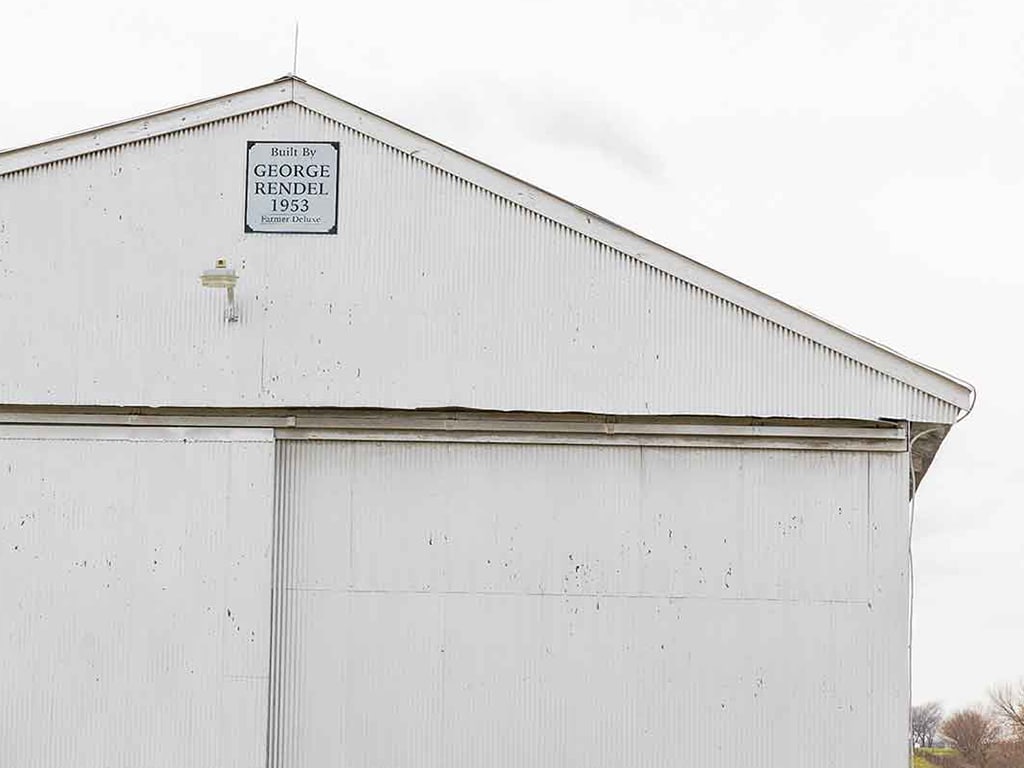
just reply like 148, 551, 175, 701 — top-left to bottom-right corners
244, 141, 339, 234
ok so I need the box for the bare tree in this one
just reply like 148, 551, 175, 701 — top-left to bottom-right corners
941, 708, 1002, 767
990, 681, 1024, 741
914, 701, 945, 748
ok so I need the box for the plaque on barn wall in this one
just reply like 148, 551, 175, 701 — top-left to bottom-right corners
244, 141, 340, 234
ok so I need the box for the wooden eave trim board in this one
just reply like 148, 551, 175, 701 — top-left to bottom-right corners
0, 425, 274, 443
0, 77, 972, 411
274, 428, 905, 452
0, 412, 907, 451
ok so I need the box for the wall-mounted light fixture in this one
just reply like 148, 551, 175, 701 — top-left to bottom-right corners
200, 258, 239, 322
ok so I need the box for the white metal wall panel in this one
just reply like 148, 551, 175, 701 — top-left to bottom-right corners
867, 450, 912, 765
0, 105, 957, 422
0, 427, 275, 767
269, 439, 909, 767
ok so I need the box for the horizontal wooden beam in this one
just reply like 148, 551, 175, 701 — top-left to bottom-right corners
0, 407, 906, 451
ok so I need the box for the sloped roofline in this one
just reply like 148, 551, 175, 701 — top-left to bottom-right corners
0, 76, 974, 413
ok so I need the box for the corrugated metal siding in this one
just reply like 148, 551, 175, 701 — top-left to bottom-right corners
0, 427, 274, 767
868, 450, 912, 764
269, 440, 909, 767
0, 104, 958, 422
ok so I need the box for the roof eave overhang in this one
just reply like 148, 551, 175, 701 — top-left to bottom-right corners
910, 421, 954, 496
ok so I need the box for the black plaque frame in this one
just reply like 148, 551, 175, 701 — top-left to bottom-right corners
243, 140, 340, 235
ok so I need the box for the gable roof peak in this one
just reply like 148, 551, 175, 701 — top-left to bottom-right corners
0, 77, 974, 415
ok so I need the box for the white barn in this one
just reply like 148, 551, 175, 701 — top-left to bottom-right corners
0, 76, 970, 767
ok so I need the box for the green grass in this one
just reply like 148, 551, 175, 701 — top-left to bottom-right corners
913, 747, 957, 766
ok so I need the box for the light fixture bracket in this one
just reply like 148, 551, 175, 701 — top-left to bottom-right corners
200, 258, 239, 322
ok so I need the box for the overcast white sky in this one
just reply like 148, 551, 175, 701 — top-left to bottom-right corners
2, 0, 1019, 713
